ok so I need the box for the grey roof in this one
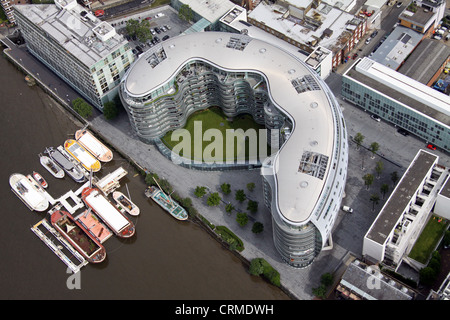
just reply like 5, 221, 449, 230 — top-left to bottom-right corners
370, 26, 424, 70
345, 58, 450, 125
14, 2, 128, 67
397, 39, 449, 85
339, 261, 415, 300
365, 150, 438, 245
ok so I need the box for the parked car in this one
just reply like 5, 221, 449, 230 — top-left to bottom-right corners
397, 128, 409, 136
162, 35, 170, 41
371, 30, 378, 38
396, 1, 402, 7
342, 206, 354, 213
371, 114, 381, 122
427, 144, 437, 150
365, 37, 372, 44
352, 53, 358, 59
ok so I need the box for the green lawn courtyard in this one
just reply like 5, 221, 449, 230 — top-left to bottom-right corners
408, 215, 449, 264
161, 107, 271, 163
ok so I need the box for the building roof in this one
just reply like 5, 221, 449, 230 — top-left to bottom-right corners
14, 0, 128, 67
370, 26, 423, 70
177, 0, 236, 23
399, 7, 436, 26
365, 149, 438, 245
397, 38, 449, 85
439, 175, 450, 199
122, 31, 338, 224
339, 260, 415, 300
248, 1, 362, 54
345, 57, 450, 125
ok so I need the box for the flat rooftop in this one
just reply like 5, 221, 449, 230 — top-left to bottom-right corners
248, 1, 362, 54
439, 175, 450, 199
365, 150, 438, 245
177, 0, 235, 23
339, 261, 415, 300
14, 1, 128, 67
344, 57, 450, 125
397, 39, 449, 85
123, 31, 339, 224
370, 26, 423, 70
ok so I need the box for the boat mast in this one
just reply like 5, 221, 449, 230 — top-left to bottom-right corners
152, 177, 174, 205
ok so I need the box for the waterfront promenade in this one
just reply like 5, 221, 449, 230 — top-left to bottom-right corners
3, 29, 449, 300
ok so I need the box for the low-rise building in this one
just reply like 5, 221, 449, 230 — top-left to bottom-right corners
247, 1, 367, 68
336, 259, 416, 300
14, 0, 134, 110
363, 149, 448, 268
342, 57, 450, 152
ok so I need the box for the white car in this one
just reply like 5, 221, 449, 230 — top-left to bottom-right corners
365, 37, 372, 44
371, 114, 381, 122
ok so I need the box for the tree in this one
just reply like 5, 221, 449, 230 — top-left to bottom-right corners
103, 101, 119, 120
249, 258, 264, 276
419, 267, 436, 286
207, 192, 221, 206
321, 273, 334, 287
252, 222, 264, 234
126, 19, 152, 43
225, 203, 234, 214
380, 183, 389, 199
220, 183, 231, 195
370, 193, 380, 212
363, 173, 374, 190
235, 189, 246, 202
247, 200, 258, 213
178, 4, 193, 22
354, 132, 365, 150
369, 142, 380, 158
236, 212, 249, 227
247, 182, 255, 192
72, 98, 92, 119
194, 186, 207, 198
375, 160, 384, 178
391, 171, 399, 186
312, 285, 327, 299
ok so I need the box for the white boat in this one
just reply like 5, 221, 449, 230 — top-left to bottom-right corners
75, 129, 113, 162
39, 154, 64, 179
9, 173, 49, 212
113, 191, 140, 216
32, 171, 48, 189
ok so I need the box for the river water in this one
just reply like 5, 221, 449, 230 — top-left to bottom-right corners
0, 55, 290, 300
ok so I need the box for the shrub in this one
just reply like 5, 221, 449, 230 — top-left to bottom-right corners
215, 226, 244, 252
249, 258, 281, 287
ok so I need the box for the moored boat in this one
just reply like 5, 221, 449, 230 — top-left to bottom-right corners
46, 147, 86, 183
113, 191, 140, 216
39, 154, 64, 179
32, 171, 48, 189
75, 129, 113, 163
51, 209, 106, 263
64, 139, 101, 173
145, 186, 188, 221
9, 173, 49, 212
81, 187, 135, 238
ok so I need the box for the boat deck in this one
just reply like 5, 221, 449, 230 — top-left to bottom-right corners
75, 210, 112, 243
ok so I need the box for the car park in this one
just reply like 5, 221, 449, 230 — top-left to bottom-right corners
427, 144, 437, 150
371, 114, 381, 122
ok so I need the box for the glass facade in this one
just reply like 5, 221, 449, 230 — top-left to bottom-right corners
342, 75, 450, 152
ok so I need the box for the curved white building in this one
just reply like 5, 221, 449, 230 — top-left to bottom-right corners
120, 32, 348, 268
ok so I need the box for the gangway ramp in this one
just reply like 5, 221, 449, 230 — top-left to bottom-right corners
31, 219, 88, 273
